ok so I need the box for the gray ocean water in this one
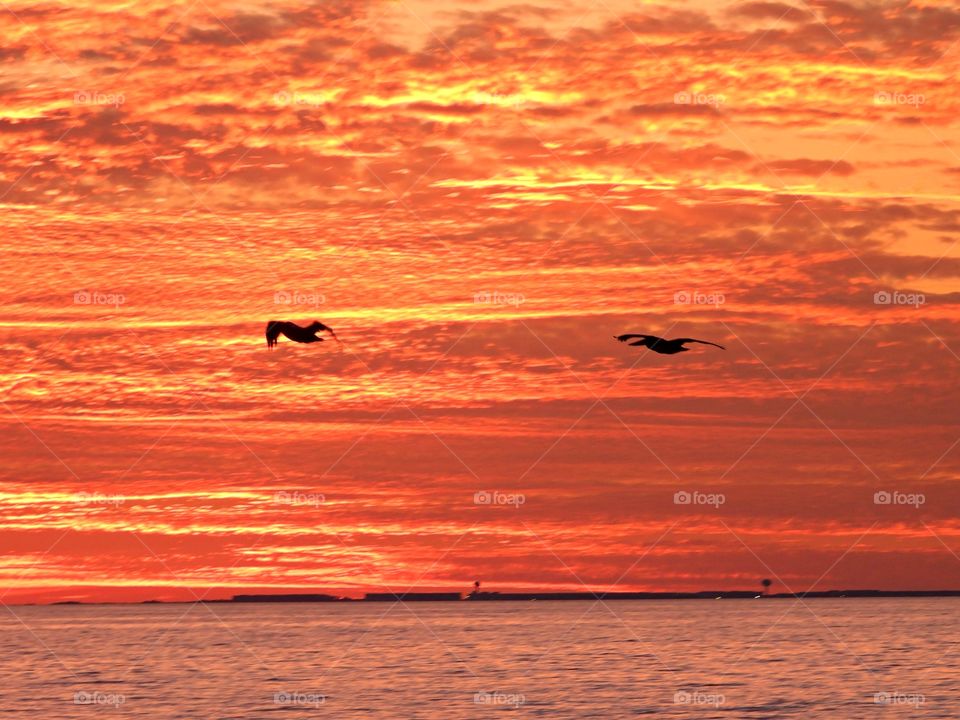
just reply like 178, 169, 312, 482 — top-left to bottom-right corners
1, 599, 957, 718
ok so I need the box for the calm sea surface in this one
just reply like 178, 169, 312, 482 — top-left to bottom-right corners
1, 599, 957, 718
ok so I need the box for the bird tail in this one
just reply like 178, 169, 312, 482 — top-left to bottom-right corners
265, 320, 282, 348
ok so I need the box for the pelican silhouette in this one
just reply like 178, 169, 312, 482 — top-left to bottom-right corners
614, 334, 725, 354
266, 320, 340, 348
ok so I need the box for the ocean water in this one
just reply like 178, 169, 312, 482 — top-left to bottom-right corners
1, 599, 957, 718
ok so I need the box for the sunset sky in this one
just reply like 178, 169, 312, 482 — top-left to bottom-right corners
2, 0, 960, 604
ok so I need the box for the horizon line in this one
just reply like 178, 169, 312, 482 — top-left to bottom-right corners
15, 587, 960, 607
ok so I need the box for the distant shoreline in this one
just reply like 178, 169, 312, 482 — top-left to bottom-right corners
28, 589, 960, 606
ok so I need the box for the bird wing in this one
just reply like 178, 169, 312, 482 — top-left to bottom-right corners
615, 333, 659, 343
675, 338, 725, 350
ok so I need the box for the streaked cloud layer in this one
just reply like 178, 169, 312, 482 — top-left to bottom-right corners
2, 0, 960, 603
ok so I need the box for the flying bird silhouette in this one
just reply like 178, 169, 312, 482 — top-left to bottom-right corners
266, 320, 340, 348
614, 334, 725, 354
